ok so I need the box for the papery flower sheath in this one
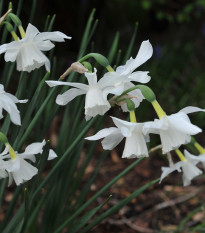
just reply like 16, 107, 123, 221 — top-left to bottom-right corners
160, 150, 203, 186
0, 84, 27, 125
0, 23, 71, 72
143, 106, 204, 154
85, 116, 149, 158
1, 140, 57, 186
102, 40, 153, 111
46, 68, 114, 120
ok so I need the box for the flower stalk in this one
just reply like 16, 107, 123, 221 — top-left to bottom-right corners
175, 149, 186, 162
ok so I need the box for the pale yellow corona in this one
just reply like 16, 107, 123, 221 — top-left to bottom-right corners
175, 149, 186, 162
151, 100, 166, 119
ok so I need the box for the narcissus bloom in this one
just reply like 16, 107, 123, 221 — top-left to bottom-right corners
143, 107, 204, 154
1, 140, 57, 186
0, 23, 71, 72
160, 150, 203, 186
0, 84, 27, 125
85, 116, 149, 158
46, 68, 114, 120
102, 40, 153, 111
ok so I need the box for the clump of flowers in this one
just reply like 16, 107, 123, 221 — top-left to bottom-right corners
0, 8, 204, 190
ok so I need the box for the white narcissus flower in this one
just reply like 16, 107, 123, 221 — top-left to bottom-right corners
102, 40, 153, 111
0, 84, 28, 125
46, 68, 113, 120
1, 140, 57, 186
160, 150, 203, 186
184, 150, 205, 171
0, 23, 71, 72
85, 116, 149, 158
143, 106, 204, 154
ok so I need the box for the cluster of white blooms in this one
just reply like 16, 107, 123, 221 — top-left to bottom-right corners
45, 39, 205, 186
0, 9, 205, 188
0, 140, 57, 186
0, 12, 70, 186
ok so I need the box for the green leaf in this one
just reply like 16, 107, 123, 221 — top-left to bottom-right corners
68, 195, 112, 233
81, 178, 159, 232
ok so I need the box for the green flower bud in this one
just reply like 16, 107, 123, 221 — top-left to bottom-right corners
4, 21, 14, 32
136, 85, 156, 102
126, 99, 135, 111
82, 61, 92, 72
79, 53, 109, 68
8, 13, 22, 26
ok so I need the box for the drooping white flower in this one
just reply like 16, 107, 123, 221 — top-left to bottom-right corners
0, 23, 71, 72
46, 68, 113, 120
1, 140, 57, 186
85, 116, 149, 158
143, 106, 204, 154
0, 84, 28, 125
160, 150, 203, 186
101, 40, 153, 111
184, 150, 205, 171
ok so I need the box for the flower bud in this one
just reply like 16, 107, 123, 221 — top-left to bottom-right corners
8, 13, 22, 26
78, 53, 110, 68
126, 99, 135, 111
136, 85, 156, 102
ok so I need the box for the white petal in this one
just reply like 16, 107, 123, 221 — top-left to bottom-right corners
0, 44, 8, 54
168, 112, 202, 135
160, 127, 191, 154
85, 87, 111, 117
24, 140, 46, 155
8, 172, 14, 186
111, 117, 136, 137
48, 149, 58, 160
20, 154, 36, 163
36, 40, 55, 51
120, 82, 144, 112
12, 159, 38, 185
85, 68, 97, 86
0, 145, 9, 156
182, 161, 202, 186
24, 23, 40, 40
179, 106, 205, 114
184, 150, 205, 163
160, 162, 182, 183
35, 31, 71, 42
0, 169, 7, 178
4, 49, 19, 62
128, 71, 151, 83
46, 80, 88, 91
4, 93, 28, 103
85, 127, 120, 140
102, 131, 124, 150
97, 72, 126, 90
116, 40, 153, 74
122, 131, 148, 158
4, 158, 20, 172
56, 88, 86, 105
